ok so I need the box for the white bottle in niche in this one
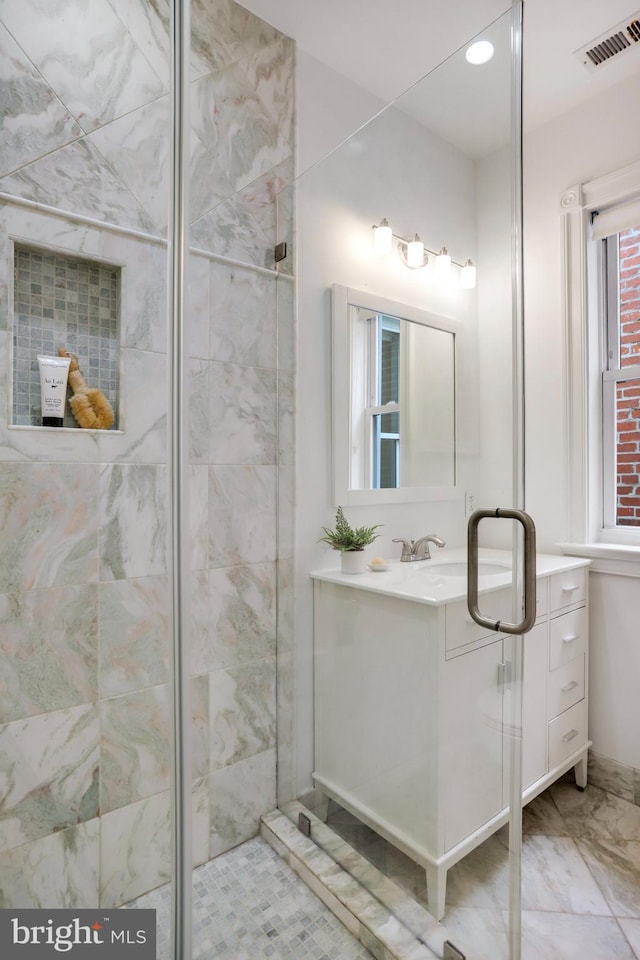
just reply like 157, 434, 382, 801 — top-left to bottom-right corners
341, 550, 366, 574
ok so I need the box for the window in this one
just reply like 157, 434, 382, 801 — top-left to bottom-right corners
368, 315, 400, 488
601, 228, 640, 529
561, 159, 640, 547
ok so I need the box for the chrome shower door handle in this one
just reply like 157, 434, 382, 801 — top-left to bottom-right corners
467, 507, 537, 636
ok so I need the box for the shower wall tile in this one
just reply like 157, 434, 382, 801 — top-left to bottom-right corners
100, 685, 171, 814
209, 656, 276, 770
208, 562, 277, 669
0, 139, 156, 235
209, 261, 277, 368
89, 97, 172, 235
0, 703, 99, 852
278, 465, 294, 558
192, 777, 211, 867
100, 792, 171, 908
105, 0, 171, 88
208, 464, 277, 567
192, 674, 210, 782
277, 275, 295, 375
0, 0, 294, 910
189, 139, 236, 227
0, 462, 99, 591
0, 584, 98, 723
278, 369, 294, 466
188, 253, 210, 360
191, 0, 282, 79
99, 576, 170, 699
190, 570, 212, 678
113, 238, 167, 354
208, 361, 277, 464
97, 349, 167, 464
276, 557, 295, 805
276, 181, 295, 276
0, 818, 100, 909
189, 357, 210, 463
99, 463, 167, 581
191, 61, 290, 200
188, 465, 209, 571
190, 156, 293, 269
209, 747, 276, 858
244, 34, 294, 145
0, 22, 83, 179
0, 0, 166, 135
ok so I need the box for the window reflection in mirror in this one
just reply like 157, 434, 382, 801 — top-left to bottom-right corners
332, 285, 457, 505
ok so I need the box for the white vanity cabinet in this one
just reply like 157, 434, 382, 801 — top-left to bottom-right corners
311, 553, 590, 921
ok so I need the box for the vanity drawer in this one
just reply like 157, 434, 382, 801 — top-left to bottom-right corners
445, 588, 512, 653
547, 655, 585, 720
549, 567, 587, 613
549, 607, 587, 670
548, 699, 587, 769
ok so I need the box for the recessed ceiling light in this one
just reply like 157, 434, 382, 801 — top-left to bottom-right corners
465, 40, 494, 65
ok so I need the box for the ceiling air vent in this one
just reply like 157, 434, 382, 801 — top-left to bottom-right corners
574, 12, 640, 72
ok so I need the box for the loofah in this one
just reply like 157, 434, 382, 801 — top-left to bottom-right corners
58, 346, 115, 430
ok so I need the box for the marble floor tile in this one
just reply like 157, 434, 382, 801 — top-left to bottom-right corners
550, 782, 640, 841
618, 918, 640, 958
523, 790, 571, 836
576, 837, 640, 918
521, 910, 636, 960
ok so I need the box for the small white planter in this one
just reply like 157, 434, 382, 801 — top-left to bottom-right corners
340, 550, 366, 574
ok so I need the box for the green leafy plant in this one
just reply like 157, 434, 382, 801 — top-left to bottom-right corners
318, 506, 382, 552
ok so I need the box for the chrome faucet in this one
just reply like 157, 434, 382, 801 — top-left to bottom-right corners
392, 534, 446, 561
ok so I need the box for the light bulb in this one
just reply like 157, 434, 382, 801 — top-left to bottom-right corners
465, 40, 494, 65
460, 259, 477, 289
406, 234, 424, 268
373, 218, 393, 255
435, 247, 452, 279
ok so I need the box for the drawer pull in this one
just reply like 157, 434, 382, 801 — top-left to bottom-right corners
562, 633, 578, 644
561, 680, 579, 693
561, 728, 579, 743
562, 584, 580, 593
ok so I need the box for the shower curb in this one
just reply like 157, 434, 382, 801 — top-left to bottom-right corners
261, 804, 444, 960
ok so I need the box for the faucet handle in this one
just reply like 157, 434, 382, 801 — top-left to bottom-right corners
392, 538, 414, 561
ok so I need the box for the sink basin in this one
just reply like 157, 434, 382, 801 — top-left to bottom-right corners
422, 561, 511, 577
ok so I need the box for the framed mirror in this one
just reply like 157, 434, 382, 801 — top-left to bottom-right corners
332, 284, 461, 505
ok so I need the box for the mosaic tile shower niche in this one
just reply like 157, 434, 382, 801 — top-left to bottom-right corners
12, 244, 120, 429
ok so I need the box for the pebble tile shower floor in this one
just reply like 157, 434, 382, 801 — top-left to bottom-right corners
126, 836, 374, 960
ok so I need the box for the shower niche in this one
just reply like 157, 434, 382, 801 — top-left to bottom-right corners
12, 243, 121, 430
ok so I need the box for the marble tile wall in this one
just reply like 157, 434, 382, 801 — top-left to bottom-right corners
0, 0, 295, 910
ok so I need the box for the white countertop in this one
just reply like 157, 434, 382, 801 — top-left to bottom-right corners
310, 547, 590, 606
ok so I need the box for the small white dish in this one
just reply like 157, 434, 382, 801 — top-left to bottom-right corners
368, 560, 390, 572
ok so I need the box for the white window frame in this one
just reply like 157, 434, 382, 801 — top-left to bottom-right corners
562, 158, 640, 550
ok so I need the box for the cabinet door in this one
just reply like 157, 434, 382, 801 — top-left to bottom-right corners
442, 639, 504, 851
502, 623, 548, 803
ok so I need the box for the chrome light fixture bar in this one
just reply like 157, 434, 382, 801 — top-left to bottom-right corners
372, 219, 477, 289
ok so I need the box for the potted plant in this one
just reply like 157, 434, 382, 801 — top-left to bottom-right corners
318, 506, 382, 574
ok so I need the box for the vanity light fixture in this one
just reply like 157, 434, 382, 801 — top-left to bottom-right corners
372, 220, 477, 289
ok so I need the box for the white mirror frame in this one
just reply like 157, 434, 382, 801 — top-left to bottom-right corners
332, 284, 463, 506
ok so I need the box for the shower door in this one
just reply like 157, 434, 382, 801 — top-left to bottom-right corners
287, 3, 529, 959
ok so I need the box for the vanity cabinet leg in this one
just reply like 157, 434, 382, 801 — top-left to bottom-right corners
574, 753, 587, 791
425, 863, 447, 921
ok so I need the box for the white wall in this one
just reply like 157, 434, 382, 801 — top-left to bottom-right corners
294, 54, 494, 793
523, 73, 640, 770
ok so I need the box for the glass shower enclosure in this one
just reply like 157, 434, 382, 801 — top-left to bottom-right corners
0, 0, 527, 958
287, 3, 529, 960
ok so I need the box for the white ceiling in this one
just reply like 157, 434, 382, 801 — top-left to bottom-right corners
241, 0, 640, 150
